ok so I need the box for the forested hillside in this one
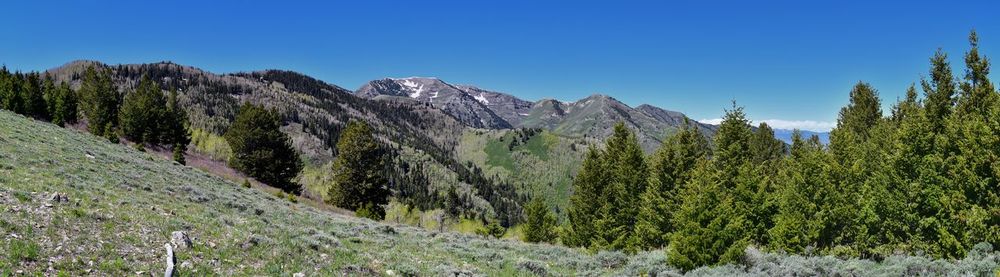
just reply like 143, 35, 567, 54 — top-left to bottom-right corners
561, 30, 1000, 271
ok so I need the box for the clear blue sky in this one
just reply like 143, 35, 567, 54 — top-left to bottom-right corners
1, 0, 997, 131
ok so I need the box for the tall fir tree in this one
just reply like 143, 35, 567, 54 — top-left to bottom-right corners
921, 49, 957, 133
163, 88, 191, 164
749, 122, 785, 164
224, 103, 303, 193
79, 65, 119, 137
51, 81, 77, 126
632, 119, 709, 250
829, 81, 882, 162
119, 75, 166, 144
563, 146, 607, 248
523, 197, 557, 243
593, 122, 648, 252
327, 120, 390, 220
20, 72, 47, 120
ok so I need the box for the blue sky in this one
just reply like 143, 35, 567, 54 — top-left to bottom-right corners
1, 1, 997, 131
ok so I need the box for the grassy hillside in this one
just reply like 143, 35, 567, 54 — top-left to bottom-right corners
457, 129, 586, 218
0, 110, 680, 276
3, 110, 1000, 276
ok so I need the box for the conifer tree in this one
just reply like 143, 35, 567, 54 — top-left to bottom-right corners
51, 82, 75, 126
956, 30, 996, 117
749, 122, 785, 164
119, 76, 166, 144
593, 122, 648, 252
42, 74, 57, 121
563, 146, 606, 248
163, 88, 191, 164
768, 131, 841, 253
523, 197, 557, 243
669, 103, 765, 268
327, 120, 390, 220
79, 65, 119, 137
0, 67, 15, 112
829, 81, 882, 162
224, 103, 303, 193
632, 119, 709, 250
21, 73, 47, 120
921, 49, 957, 133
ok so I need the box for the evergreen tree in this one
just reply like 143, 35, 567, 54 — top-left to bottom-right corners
445, 185, 463, 218
79, 65, 119, 137
749, 122, 785, 164
327, 120, 390, 220
523, 197, 557, 243
593, 122, 648, 252
921, 49, 957, 133
829, 82, 882, 162
224, 103, 303, 193
51, 82, 77, 126
42, 74, 57, 121
669, 103, 764, 268
956, 30, 996, 117
119, 76, 166, 144
946, 29, 1000, 250
163, 88, 191, 164
0, 67, 17, 112
563, 146, 606, 248
632, 119, 709, 250
20, 73, 47, 120
768, 131, 842, 253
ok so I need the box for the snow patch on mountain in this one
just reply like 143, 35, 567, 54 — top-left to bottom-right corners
474, 93, 489, 104
400, 79, 424, 98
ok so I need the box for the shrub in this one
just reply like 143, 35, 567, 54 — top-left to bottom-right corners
476, 221, 507, 239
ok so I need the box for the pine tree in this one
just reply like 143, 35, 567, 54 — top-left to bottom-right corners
749, 122, 785, 164
0, 67, 16, 112
51, 82, 78, 127
20, 73, 47, 120
563, 146, 606, 248
769, 131, 841, 253
523, 197, 557, 243
632, 119, 709, 250
163, 88, 191, 164
224, 103, 303, 193
830, 81, 882, 162
327, 120, 390, 220
119, 75, 166, 144
42, 74, 57, 121
79, 65, 119, 137
921, 49, 957, 133
669, 103, 763, 268
956, 30, 996, 117
593, 122, 648, 252
946, 29, 1000, 250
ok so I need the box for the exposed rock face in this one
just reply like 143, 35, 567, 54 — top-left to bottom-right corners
356, 77, 512, 129
358, 77, 716, 152
455, 85, 534, 126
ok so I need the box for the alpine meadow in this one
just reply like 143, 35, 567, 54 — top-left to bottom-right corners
2, 1, 1000, 276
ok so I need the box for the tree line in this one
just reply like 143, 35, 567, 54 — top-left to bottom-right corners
562, 30, 998, 270
1, 68, 78, 127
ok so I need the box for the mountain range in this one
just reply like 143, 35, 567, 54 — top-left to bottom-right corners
355, 76, 718, 152
40, 60, 817, 222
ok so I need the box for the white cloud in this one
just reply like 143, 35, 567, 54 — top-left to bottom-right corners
698, 118, 835, 132
698, 118, 724, 125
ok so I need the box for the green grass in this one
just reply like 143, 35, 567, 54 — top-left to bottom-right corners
0, 110, 634, 275
458, 129, 585, 220
3, 110, 997, 276
484, 137, 517, 170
